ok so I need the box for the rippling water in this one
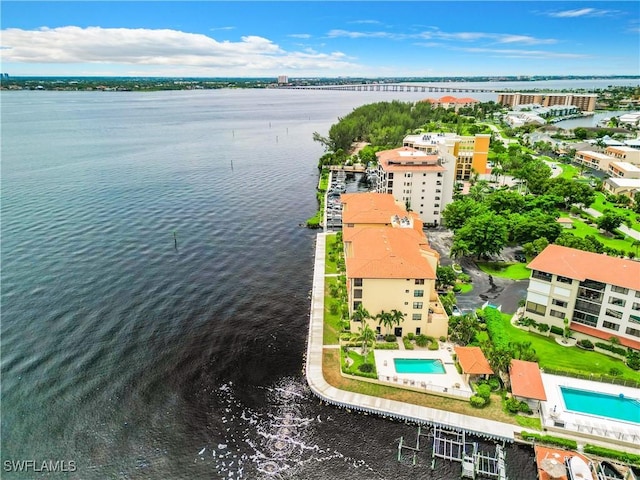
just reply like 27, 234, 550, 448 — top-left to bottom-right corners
2, 88, 538, 479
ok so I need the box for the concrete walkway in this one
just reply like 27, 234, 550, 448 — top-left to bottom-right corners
305, 232, 517, 442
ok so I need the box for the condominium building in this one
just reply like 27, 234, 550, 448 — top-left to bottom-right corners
403, 132, 490, 181
341, 193, 449, 339
602, 177, 640, 199
607, 161, 640, 179
524, 245, 640, 349
420, 96, 480, 111
605, 146, 640, 166
497, 93, 597, 112
372, 146, 455, 226
573, 150, 616, 171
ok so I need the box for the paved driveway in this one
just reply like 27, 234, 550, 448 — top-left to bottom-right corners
426, 228, 529, 314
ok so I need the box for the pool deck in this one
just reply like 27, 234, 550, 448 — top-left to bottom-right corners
305, 232, 640, 450
373, 349, 471, 397
540, 373, 640, 444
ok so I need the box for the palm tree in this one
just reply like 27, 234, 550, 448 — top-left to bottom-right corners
376, 310, 393, 335
389, 309, 406, 335
351, 303, 371, 323
631, 239, 640, 257
357, 323, 376, 358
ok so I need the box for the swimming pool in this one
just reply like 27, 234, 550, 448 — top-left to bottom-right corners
394, 358, 446, 374
560, 386, 640, 424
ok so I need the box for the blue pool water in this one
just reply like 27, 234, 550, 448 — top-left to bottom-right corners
560, 386, 640, 424
394, 358, 446, 374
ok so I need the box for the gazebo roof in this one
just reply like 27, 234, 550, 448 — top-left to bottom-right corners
454, 346, 493, 375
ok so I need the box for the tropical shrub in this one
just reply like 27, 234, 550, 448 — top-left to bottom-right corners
415, 334, 429, 347
385, 334, 397, 342
469, 395, 487, 408
627, 351, 640, 370
505, 397, 521, 414
550, 325, 564, 336
402, 337, 414, 350
595, 342, 627, 356
407, 332, 415, 340
577, 339, 594, 350
535, 323, 550, 333
488, 377, 501, 391
519, 401, 532, 414
358, 363, 374, 373
475, 384, 492, 400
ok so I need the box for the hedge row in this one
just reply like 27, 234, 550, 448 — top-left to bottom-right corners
584, 445, 640, 466
595, 342, 627, 356
520, 432, 578, 450
484, 308, 510, 349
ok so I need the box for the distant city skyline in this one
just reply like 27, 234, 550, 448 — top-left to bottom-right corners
1, 1, 639, 77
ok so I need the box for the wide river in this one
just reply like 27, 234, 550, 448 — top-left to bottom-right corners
2, 79, 636, 479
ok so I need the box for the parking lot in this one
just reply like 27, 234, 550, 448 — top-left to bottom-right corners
425, 227, 529, 314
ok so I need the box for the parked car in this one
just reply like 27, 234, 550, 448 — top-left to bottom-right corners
515, 254, 527, 263
451, 305, 462, 317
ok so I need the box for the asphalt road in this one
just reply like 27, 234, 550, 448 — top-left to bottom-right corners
426, 227, 529, 314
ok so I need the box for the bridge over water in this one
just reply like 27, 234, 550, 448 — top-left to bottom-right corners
282, 84, 497, 94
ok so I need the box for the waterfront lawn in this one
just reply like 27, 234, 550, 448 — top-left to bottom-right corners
322, 349, 518, 425
324, 277, 344, 345
590, 192, 640, 233
325, 234, 339, 274
515, 415, 542, 431
476, 261, 530, 280
498, 313, 640, 383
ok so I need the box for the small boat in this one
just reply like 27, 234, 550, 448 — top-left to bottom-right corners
568, 455, 594, 480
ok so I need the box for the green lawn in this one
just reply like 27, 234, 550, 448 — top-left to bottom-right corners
564, 216, 637, 252
498, 313, 640, 383
325, 233, 339, 274
557, 163, 580, 180
456, 282, 474, 294
590, 192, 640, 233
476, 261, 530, 280
323, 277, 344, 344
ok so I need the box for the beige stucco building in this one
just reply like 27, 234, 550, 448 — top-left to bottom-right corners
340, 193, 448, 339
497, 93, 597, 112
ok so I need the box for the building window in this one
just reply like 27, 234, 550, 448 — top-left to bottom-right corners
388, 173, 394, 179
550, 309, 564, 319
605, 308, 623, 319
405, 289, 410, 294
609, 297, 626, 307
556, 275, 572, 284
413, 302, 423, 309
434, 203, 440, 207
434, 211, 439, 215
354, 289, 362, 299
354, 278, 363, 287
412, 314, 422, 321
603, 321, 620, 331
416, 327, 421, 335
572, 311, 598, 327
632, 302, 640, 311
552, 299, 568, 308
625, 326, 640, 338
526, 301, 546, 315
532, 270, 552, 282
435, 196, 440, 200
415, 279, 425, 285
630, 314, 640, 324
611, 285, 629, 295
414, 290, 424, 297
435, 189, 441, 193
353, 301, 362, 311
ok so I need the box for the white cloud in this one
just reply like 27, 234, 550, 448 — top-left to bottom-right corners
548, 8, 615, 18
457, 47, 588, 59
289, 33, 312, 39
329, 28, 555, 45
349, 20, 382, 25
0, 26, 359, 74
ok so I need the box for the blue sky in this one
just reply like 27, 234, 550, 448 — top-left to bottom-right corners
1, 1, 639, 77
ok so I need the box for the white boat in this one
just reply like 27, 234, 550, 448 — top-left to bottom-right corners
568, 455, 594, 480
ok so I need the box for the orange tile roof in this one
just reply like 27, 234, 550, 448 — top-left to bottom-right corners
570, 322, 640, 350
439, 95, 457, 103
509, 359, 547, 401
527, 244, 640, 291
456, 97, 479, 103
454, 346, 493, 375
345, 227, 436, 279
341, 192, 405, 225
376, 147, 445, 173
